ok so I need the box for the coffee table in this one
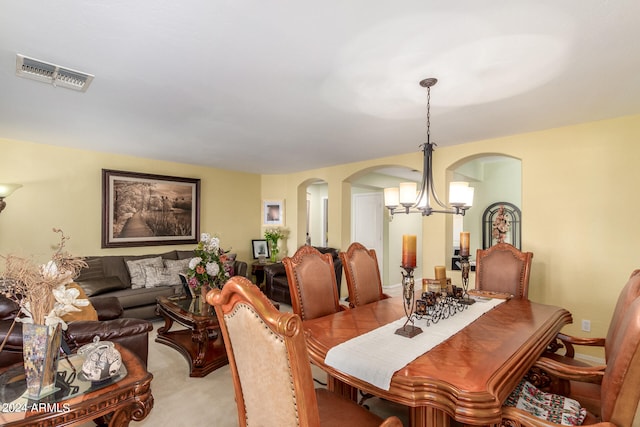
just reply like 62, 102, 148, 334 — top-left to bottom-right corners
155, 295, 228, 377
0, 344, 153, 427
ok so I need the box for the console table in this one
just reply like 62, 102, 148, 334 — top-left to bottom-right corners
251, 260, 274, 289
0, 344, 153, 427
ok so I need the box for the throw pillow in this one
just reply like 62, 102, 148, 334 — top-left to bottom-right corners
223, 254, 236, 277
504, 380, 587, 426
142, 265, 176, 288
163, 258, 191, 283
76, 276, 126, 297
60, 283, 98, 322
126, 257, 164, 289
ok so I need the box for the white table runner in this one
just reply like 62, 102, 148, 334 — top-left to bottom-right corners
324, 298, 504, 390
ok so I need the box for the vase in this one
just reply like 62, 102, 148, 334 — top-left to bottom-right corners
268, 240, 279, 262
22, 323, 62, 399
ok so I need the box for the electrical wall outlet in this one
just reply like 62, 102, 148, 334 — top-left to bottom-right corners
581, 319, 591, 332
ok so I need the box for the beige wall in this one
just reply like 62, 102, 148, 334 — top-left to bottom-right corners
2, 113, 639, 359
262, 114, 640, 358
0, 138, 261, 262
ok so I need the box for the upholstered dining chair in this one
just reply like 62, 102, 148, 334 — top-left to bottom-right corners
282, 245, 344, 321
545, 269, 640, 364
532, 269, 640, 414
207, 276, 403, 427
474, 242, 533, 299
501, 296, 640, 426
340, 242, 390, 308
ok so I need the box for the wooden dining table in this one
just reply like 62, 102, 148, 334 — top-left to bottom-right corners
303, 295, 572, 427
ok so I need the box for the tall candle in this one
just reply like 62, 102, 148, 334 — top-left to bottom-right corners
434, 265, 446, 280
402, 235, 417, 268
460, 231, 470, 257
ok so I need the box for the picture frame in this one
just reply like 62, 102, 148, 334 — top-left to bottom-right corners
263, 199, 284, 226
251, 239, 270, 259
102, 169, 200, 248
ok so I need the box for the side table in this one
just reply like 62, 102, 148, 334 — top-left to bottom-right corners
251, 260, 274, 289
155, 295, 228, 377
0, 345, 153, 427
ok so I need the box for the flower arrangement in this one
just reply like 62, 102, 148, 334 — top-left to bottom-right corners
492, 205, 511, 244
187, 233, 230, 292
264, 227, 288, 262
0, 228, 88, 331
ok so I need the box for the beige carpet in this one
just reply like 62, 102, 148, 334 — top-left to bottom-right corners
94, 296, 410, 426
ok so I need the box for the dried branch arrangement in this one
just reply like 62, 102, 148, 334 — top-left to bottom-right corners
0, 228, 87, 326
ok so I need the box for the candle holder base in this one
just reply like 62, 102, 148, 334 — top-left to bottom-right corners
458, 296, 476, 305
459, 254, 476, 305
396, 265, 422, 339
395, 324, 423, 338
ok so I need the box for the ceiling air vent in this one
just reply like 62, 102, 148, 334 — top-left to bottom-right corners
16, 54, 94, 92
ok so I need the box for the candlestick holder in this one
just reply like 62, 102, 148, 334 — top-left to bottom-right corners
459, 255, 475, 305
394, 266, 423, 338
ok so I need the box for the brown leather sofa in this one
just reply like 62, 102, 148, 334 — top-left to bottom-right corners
264, 246, 342, 305
0, 295, 153, 369
76, 249, 248, 319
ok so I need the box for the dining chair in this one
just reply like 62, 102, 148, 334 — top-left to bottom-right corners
501, 296, 640, 426
474, 242, 533, 299
207, 276, 403, 427
532, 269, 640, 414
282, 245, 343, 321
545, 269, 640, 364
340, 242, 390, 308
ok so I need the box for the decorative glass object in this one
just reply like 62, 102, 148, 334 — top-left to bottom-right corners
22, 323, 61, 399
77, 337, 122, 382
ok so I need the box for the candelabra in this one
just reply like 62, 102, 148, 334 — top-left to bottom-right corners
459, 255, 475, 305
394, 266, 423, 338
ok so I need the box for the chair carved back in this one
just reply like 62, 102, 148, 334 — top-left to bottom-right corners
600, 297, 640, 424
475, 242, 533, 299
283, 245, 342, 321
340, 242, 387, 307
208, 277, 321, 427
604, 269, 640, 361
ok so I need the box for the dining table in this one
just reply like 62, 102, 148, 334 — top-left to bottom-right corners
302, 293, 572, 427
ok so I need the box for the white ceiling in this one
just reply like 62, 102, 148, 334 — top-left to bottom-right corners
1, 1, 639, 175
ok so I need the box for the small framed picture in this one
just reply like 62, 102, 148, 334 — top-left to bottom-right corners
252, 239, 270, 259
263, 200, 284, 226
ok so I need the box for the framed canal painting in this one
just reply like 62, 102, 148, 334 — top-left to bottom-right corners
102, 169, 200, 248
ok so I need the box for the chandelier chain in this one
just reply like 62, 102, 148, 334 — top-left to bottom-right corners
426, 86, 431, 143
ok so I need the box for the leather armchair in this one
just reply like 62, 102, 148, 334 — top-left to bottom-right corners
264, 246, 343, 305
0, 295, 153, 369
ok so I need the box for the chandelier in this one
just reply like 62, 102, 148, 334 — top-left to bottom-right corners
384, 78, 474, 216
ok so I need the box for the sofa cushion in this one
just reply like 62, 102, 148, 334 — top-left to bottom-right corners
143, 265, 179, 288
77, 276, 127, 296
176, 250, 195, 260
96, 285, 180, 309
89, 296, 124, 320
224, 253, 237, 277
163, 258, 190, 279
76, 257, 105, 281
126, 256, 164, 289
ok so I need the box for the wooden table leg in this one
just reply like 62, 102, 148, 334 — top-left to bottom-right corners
326, 375, 358, 402
410, 406, 451, 427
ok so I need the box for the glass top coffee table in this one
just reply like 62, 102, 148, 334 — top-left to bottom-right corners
155, 295, 228, 377
0, 345, 152, 426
